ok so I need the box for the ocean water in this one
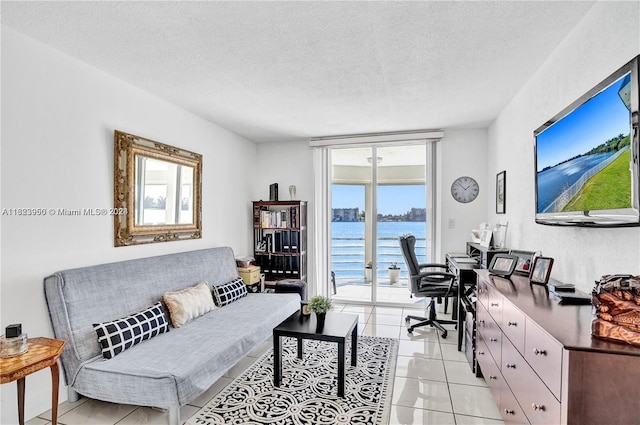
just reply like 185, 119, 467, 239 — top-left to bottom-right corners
331, 221, 426, 279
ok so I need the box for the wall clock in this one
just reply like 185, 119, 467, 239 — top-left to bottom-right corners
451, 176, 479, 203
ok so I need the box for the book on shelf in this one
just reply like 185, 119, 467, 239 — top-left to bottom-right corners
285, 256, 293, 275
282, 230, 290, 252
274, 231, 283, 252
290, 231, 299, 252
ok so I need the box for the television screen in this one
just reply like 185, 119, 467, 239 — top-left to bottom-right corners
534, 55, 639, 227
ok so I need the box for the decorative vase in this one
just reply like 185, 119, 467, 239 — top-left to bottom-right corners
289, 185, 296, 200
389, 268, 400, 284
365, 267, 372, 283
315, 312, 326, 333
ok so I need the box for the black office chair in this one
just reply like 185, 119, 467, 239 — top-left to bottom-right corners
399, 234, 458, 338
331, 270, 337, 295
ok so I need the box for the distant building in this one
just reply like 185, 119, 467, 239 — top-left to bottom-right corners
408, 208, 426, 221
333, 208, 360, 221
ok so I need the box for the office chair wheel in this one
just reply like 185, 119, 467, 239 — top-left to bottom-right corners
441, 330, 448, 339
405, 317, 410, 324
407, 327, 414, 333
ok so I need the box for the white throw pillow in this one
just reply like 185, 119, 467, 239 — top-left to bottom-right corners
162, 281, 216, 328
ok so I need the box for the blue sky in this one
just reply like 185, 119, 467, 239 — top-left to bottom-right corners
536, 73, 630, 171
332, 184, 426, 215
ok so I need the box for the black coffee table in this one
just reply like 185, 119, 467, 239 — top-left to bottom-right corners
273, 311, 358, 397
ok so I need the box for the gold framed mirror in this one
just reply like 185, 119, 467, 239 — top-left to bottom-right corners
114, 130, 202, 246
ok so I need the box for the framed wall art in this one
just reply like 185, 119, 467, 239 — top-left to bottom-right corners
496, 170, 506, 214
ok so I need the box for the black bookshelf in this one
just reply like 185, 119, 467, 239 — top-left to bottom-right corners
253, 200, 307, 282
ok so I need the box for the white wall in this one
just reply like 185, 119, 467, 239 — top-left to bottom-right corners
487, 2, 640, 290
255, 141, 316, 293
257, 130, 489, 292
438, 129, 489, 261
1, 27, 258, 423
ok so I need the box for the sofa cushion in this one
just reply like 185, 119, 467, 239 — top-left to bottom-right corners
75, 293, 301, 408
93, 302, 169, 359
163, 282, 216, 328
213, 277, 247, 307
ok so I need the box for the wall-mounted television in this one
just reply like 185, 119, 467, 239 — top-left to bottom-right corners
534, 55, 639, 227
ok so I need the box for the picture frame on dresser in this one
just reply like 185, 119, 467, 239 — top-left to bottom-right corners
529, 256, 554, 285
488, 254, 518, 277
509, 249, 537, 275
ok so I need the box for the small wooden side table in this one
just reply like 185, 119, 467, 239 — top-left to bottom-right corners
0, 337, 66, 425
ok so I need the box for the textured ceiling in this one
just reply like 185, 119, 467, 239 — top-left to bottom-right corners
2, 1, 595, 143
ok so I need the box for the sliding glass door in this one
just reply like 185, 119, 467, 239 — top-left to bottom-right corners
330, 144, 432, 305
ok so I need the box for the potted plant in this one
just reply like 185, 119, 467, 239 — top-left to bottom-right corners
388, 262, 400, 284
308, 295, 332, 332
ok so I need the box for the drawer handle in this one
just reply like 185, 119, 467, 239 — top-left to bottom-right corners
532, 403, 546, 411
490, 338, 498, 342
533, 348, 547, 356
489, 375, 497, 380
505, 363, 516, 369
507, 321, 517, 326
504, 409, 515, 415
478, 351, 485, 355
478, 320, 485, 325
491, 302, 499, 307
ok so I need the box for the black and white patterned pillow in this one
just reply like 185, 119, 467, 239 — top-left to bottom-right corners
213, 277, 248, 307
93, 302, 169, 359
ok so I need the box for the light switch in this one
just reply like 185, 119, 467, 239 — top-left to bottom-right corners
448, 218, 456, 229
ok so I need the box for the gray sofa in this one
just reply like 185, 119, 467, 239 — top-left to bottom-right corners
44, 247, 300, 425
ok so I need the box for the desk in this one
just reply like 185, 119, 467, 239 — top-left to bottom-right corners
446, 254, 479, 350
466, 242, 509, 268
0, 337, 65, 425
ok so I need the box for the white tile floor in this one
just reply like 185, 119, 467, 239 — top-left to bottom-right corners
28, 303, 503, 425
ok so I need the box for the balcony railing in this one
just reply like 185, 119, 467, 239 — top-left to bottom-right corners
331, 236, 426, 285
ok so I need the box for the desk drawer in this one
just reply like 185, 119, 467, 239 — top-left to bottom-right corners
502, 302, 526, 353
502, 338, 560, 425
524, 318, 562, 400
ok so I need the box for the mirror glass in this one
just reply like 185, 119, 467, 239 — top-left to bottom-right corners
114, 131, 202, 246
135, 156, 194, 225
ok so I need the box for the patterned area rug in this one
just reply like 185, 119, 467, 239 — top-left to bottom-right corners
187, 336, 398, 425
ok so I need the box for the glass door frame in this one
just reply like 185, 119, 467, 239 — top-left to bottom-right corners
328, 142, 436, 306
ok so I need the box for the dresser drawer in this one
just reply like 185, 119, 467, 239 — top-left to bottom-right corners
524, 318, 562, 400
499, 382, 529, 425
487, 285, 504, 324
477, 339, 529, 424
502, 338, 560, 425
477, 304, 503, 366
476, 338, 501, 401
502, 301, 526, 353
477, 276, 489, 308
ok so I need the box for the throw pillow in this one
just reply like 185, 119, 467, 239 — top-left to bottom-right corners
162, 281, 217, 328
213, 277, 248, 307
93, 302, 169, 359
